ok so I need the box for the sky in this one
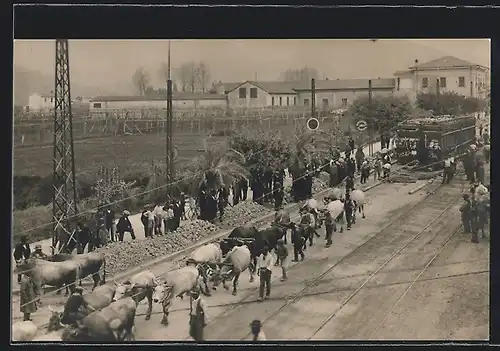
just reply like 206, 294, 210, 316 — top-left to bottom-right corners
13, 39, 491, 95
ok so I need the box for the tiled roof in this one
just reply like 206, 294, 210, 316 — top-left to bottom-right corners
228, 81, 299, 94
409, 56, 481, 69
292, 78, 396, 91
90, 93, 227, 102
394, 70, 413, 77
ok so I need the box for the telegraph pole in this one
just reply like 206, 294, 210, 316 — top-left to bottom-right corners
165, 40, 174, 196
52, 39, 78, 255
436, 78, 440, 115
311, 78, 316, 119
368, 79, 373, 156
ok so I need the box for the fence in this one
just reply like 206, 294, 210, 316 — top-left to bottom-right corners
14, 110, 338, 147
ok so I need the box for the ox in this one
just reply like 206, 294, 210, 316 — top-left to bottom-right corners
47, 252, 106, 293
327, 199, 345, 233
61, 297, 137, 342
113, 270, 157, 321
12, 321, 38, 341
351, 189, 366, 219
152, 265, 210, 326
211, 244, 253, 296
14, 259, 82, 296
302, 198, 321, 228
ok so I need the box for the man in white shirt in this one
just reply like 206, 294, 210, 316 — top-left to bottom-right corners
257, 246, 274, 301
442, 157, 453, 184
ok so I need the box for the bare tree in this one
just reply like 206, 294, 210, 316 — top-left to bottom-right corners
186, 62, 198, 93
196, 62, 211, 93
158, 62, 170, 83
279, 66, 319, 82
132, 67, 150, 96
175, 63, 192, 92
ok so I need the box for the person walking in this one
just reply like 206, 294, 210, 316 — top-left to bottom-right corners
348, 137, 355, 153
140, 207, 150, 238
250, 320, 267, 341
189, 288, 207, 342
345, 175, 354, 192
373, 157, 383, 181
442, 157, 453, 184
291, 226, 305, 262
14, 236, 31, 283
75, 222, 90, 254
257, 246, 273, 302
19, 274, 38, 321
274, 239, 288, 281
116, 210, 135, 242
273, 181, 284, 211
324, 208, 334, 248
459, 194, 472, 234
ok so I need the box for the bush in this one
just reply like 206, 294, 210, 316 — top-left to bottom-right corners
417, 92, 486, 115
348, 95, 415, 132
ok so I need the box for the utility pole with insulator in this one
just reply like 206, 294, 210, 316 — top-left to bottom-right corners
52, 39, 78, 255
311, 78, 316, 119
165, 41, 174, 196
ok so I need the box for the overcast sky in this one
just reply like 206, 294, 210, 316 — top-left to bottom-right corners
14, 39, 490, 94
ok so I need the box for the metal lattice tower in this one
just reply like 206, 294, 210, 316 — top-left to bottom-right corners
52, 39, 78, 255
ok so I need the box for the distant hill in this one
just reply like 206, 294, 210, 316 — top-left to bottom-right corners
13, 66, 115, 107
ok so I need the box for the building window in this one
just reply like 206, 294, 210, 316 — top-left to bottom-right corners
422, 77, 428, 88
44, 98, 48, 103
294, 97, 297, 105
93, 103, 102, 108
341, 98, 348, 108
397, 77, 400, 91
272, 96, 275, 106
304, 99, 310, 106
239, 88, 246, 98
287, 96, 290, 106
50, 98, 53, 103
439, 77, 447, 88
322, 99, 329, 107
250, 87, 258, 98
279, 97, 282, 106
458, 76, 465, 87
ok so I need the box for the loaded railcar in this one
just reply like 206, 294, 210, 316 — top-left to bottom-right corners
394, 115, 476, 166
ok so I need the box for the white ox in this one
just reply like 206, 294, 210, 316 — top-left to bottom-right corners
327, 200, 345, 233
351, 189, 366, 219
113, 270, 157, 321
211, 245, 253, 296
12, 321, 38, 341
152, 265, 209, 326
187, 243, 223, 266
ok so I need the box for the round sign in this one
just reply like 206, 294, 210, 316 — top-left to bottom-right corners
307, 118, 320, 131
356, 120, 368, 132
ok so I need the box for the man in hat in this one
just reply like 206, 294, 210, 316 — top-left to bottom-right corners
103, 203, 116, 242
31, 244, 48, 259
344, 191, 355, 230
250, 319, 267, 341
61, 286, 96, 327
14, 235, 31, 283
189, 287, 208, 342
442, 156, 454, 184
257, 246, 274, 302
116, 210, 135, 242
373, 157, 383, 181
459, 194, 472, 234
324, 205, 334, 248
273, 181, 284, 211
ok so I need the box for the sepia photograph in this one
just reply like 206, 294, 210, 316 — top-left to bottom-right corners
12, 38, 490, 342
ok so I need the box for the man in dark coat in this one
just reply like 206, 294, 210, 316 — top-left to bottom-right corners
103, 206, 115, 242
273, 181, 284, 211
75, 222, 91, 254
20, 274, 38, 321
172, 200, 182, 231
117, 210, 135, 242
140, 207, 150, 238
344, 192, 355, 230
346, 158, 356, 178
291, 226, 306, 262
14, 236, 31, 283
324, 208, 334, 248
232, 181, 240, 206
207, 190, 218, 223
61, 286, 95, 326
348, 137, 355, 153
239, 177, 248, 201
355, 147, 365, 173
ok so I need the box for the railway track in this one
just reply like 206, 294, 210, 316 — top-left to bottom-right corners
199, 179, 468, 340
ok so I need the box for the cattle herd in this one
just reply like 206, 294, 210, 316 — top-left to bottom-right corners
13, 187, 367, 342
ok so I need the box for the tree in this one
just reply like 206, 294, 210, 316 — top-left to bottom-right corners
132, 67, 150, 96
158, 62, 170, 83
280, 66, 319, 81
196, 62, 211, 93
175, 62, 199, 93
416, 92, 486, 115
348, 95, 414, 132
184, 145, 249, 195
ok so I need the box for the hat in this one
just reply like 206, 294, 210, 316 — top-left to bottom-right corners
250, 320, 262, 328
463, 194, 470, 200
35, 244, 42, 250
123, 210, 131, 216
277, 239, 284, 244
74, 286, 84, 293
